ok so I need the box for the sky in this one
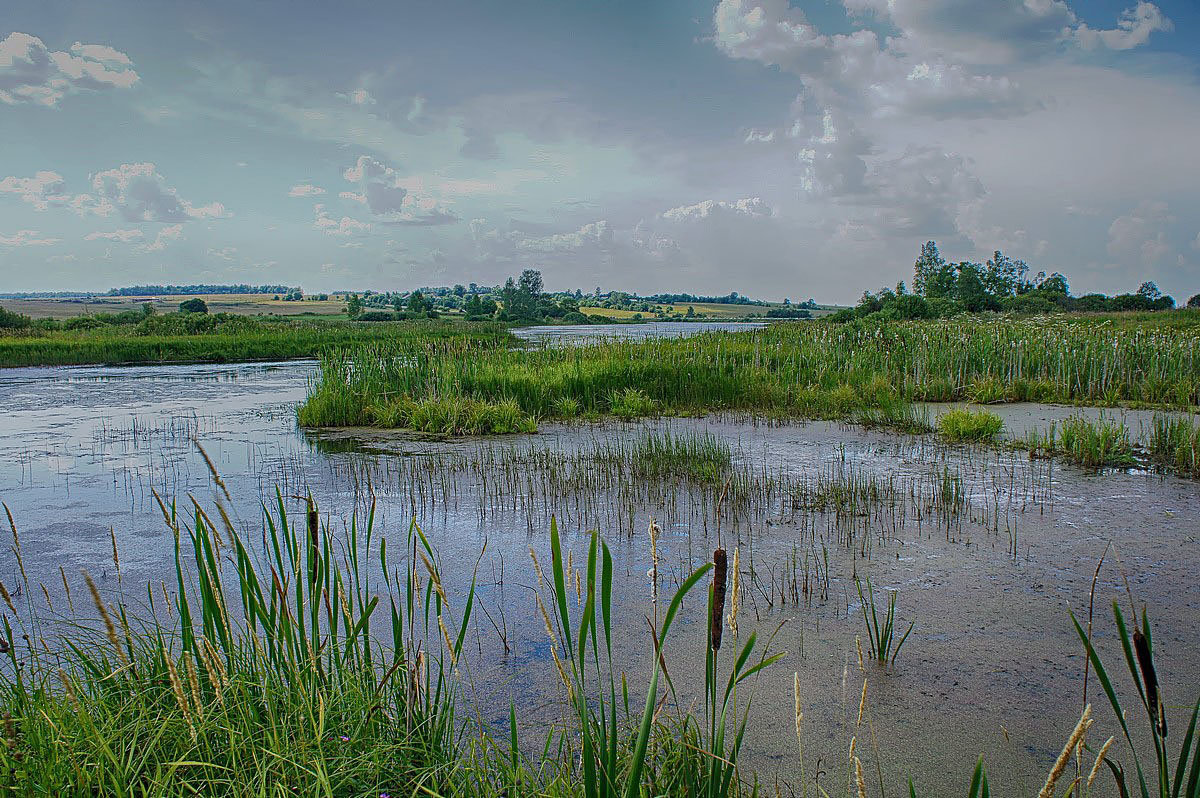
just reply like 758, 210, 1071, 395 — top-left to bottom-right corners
1, 0, 1198, 302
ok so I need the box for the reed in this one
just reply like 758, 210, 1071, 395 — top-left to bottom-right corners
300, 316, 1200, 433
855, 577, 915, 666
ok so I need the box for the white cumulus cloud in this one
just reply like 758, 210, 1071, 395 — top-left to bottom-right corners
0, 32, 139, 107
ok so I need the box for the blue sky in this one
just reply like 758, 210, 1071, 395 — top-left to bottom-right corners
2, 0, 1198, 301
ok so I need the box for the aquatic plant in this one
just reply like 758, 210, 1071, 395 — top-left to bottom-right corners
300, 315, 1200, 434
1071, 603, 1200, 798
855, 576, 915, 666
937, 408, 1004, 442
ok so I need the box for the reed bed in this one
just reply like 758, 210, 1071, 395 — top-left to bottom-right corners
300, 317, 1200, 434
0, 319, 511, 368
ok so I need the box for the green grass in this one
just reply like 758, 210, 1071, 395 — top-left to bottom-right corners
0, 316, 513, 367
1023, 415, 1139, 469
937, 408, 1004, 442
2, 492, 1196, 796
300, 316, 1200, 435
1147, 415, 1200, 478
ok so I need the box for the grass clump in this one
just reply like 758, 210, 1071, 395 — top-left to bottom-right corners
0, 495, 471, 795
856, 576, 915, 666
1057, 415, 1138, 468
372, 396, 537, 435
937, 408, 1004, 442
1147, 415, 1200, 477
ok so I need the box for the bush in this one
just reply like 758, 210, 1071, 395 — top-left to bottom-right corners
937, 408, 1004, 442
1188, 294, 1200, 309
1001, 294, 1058, 315
179, 298, 208, 314
0, 307, 33, 329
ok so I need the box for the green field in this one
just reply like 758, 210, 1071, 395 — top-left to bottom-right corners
0, 316, 511, 368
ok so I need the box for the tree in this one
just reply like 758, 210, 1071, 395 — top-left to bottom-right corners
453, 284, 466, 297
392, 294, 404, 312
913, 241, 944, 297
983, 250, 1027, 298
407, 291, 431, 314
345, 294, 364, 318
179, 298, 208, 314
518, 269, 543, 297
1137, 281, 1162, 301
953, 263, 997, 312
1188, 294, 1200, 309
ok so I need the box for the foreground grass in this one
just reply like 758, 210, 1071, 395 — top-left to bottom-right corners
300, 315, 1200, 435
2, 489, 1196, 797
0, 317, 513, 368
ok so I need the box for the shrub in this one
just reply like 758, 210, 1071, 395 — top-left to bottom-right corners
179, 298, 208, 314
937, 408, 1004, 442
0, 306, 32, 329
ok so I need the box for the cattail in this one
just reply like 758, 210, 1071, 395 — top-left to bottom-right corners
728, 547, 740, 636
856, 636, 865, 672
854, 757, 868, 798
82, 570, 129, 668
711, 548, 727, 652
1133, 628, 1165, 736
1086, 736, 1115, 792
1038, 704, 1092, 798
857, 678, 868, 727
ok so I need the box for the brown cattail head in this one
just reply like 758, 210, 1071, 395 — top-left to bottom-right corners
1133, 628, 1165, 737
710, 548, 728, 652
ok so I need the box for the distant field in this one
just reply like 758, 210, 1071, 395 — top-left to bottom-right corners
0, 293, 349, 319
580, 301, 839, 319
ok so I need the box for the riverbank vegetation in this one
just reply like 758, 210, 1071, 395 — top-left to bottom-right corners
300, 314, 1200, 436
0, 314, 513, 368
1, 494, 1194, 796
834, 241, 1189, 322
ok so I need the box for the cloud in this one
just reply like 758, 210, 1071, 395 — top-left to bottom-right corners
207, 246, 237, 260
341, 155, 459, 225
87, 162, 227, 222
661, 197, 772, 221
140, 224, 184, 252
0, 170, 70, 209
288, 183, 326, 197
0, 32, 139, 107
1077, 2, 1173, 51
338, 88, 376, 106
1106, 200, 1174, 266
0, 229, 60, 246
313, 203, 371, 236
85, 228, 144, 243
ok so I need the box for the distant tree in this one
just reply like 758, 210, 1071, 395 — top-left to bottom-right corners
392, 294, 404, 312
1188, 294, 1200, 309
1137, 281, 1162, 301
407, 291, 431, 314
953, 263, 998, 312
453, 284, 466, 297
345, 294, 364, 318
913, 241, 944, 297
178, 298, 208, 314
141, 302, 155, 317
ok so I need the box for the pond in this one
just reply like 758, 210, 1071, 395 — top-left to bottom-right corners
1, 325, 1196, 796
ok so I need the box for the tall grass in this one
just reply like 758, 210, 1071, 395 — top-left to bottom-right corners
0, 318, 512, 368
301, 316, 1200, 433
0, 493, 473, 793
937, 408, 1004, 443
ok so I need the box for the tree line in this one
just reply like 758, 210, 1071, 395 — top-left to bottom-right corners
832, 241, 1194, 322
